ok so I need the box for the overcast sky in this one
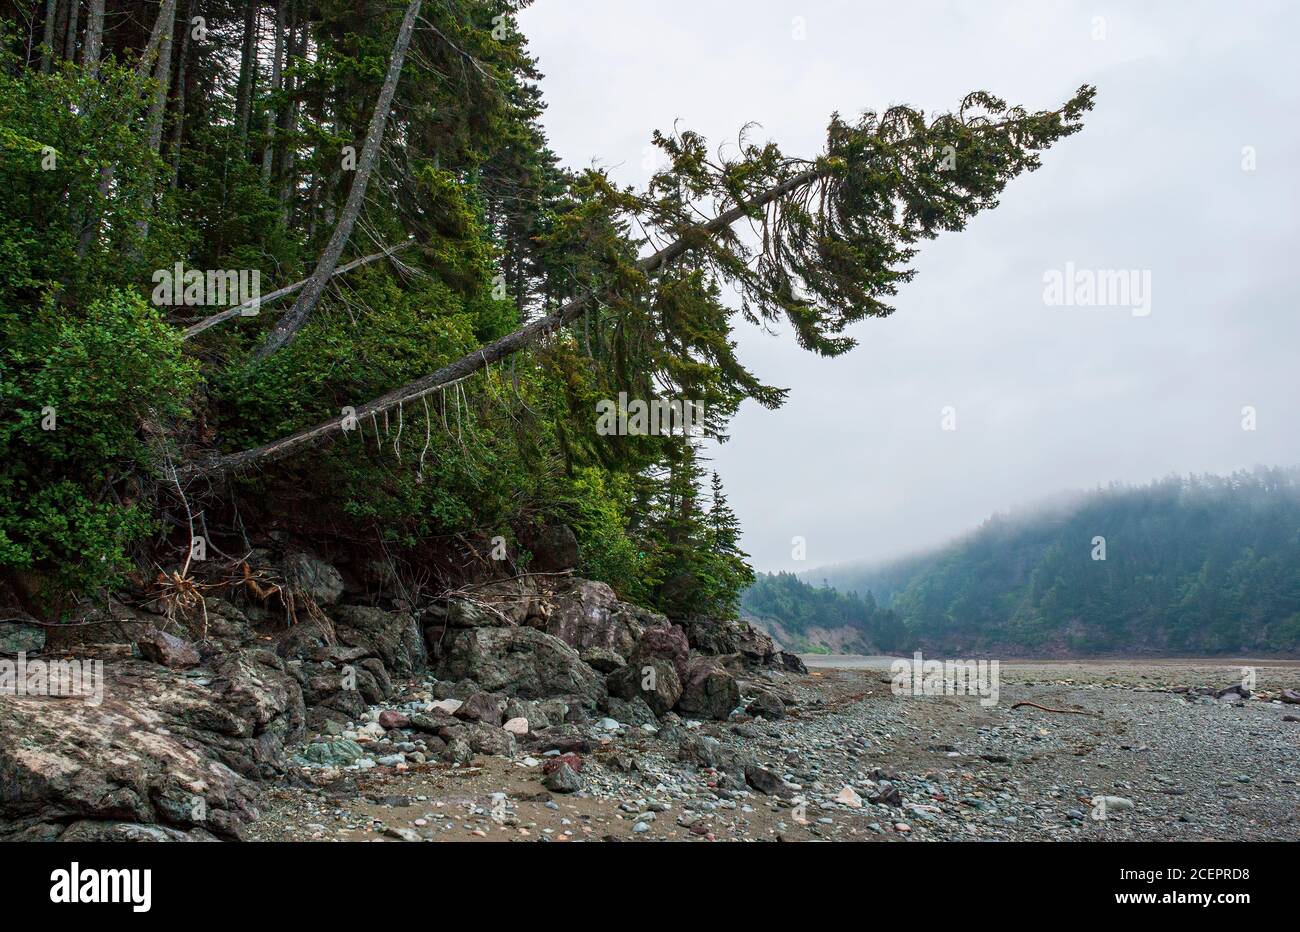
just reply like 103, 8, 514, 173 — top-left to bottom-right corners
518, 0, 1300, 573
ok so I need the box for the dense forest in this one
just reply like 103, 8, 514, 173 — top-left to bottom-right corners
739, 570, 909, 654
0, 0, 1090, 625
751, 469, 1300, 655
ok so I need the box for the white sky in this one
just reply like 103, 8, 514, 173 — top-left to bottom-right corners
518, 0, 1300, 572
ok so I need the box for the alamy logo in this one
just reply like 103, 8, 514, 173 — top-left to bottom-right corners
595, 393, 705, 436
890, 650, 1000, 707
1042, 262, 1151, 317
151, 263, 261, 313
50, 863, 151, 913
0, 653, 103, 705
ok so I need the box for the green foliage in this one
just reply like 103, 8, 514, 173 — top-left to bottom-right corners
806, 470, 1300, 655
0, 291, 198, 603
741, 571, 909, 653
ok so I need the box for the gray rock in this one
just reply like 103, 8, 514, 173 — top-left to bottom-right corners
136, 627, 201, 668
283, 552, 345, 606
580, 646, 627, 673
300, 739, 366, 767
434, 626, 604, 707
746, 691, 786, 720
542, 762, 582, 793
607, 657, 681, 716
0, 622, 45, 655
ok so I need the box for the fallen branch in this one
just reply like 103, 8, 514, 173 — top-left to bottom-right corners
180, 241, 414, 340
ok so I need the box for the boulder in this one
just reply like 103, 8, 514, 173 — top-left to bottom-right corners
580, 647, 626, 673
425, 599, 510, 629
136, 628, 200, 668
503, 717, 529, 736
282, 552, 345, 606
542, 762, 582, 793
746, 691, 786, 720
0, 622, 45, 655
0, 659, 292, 839
433, 626, 604, 707
607, 657, 681, 716
377, 710, 409, 730
546, 579, 646, 656
629, 623, 690, 682
676, 657, 741, 721
453, 691, 504, 725
330, 605, 426, 679
745, 765, 791, 797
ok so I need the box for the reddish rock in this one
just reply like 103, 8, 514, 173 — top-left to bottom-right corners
136, 628, 200, 668
542, 752, 583, 775
378, 710, 410, 730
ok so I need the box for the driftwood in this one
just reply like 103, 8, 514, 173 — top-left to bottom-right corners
1011, 700, 1095, 716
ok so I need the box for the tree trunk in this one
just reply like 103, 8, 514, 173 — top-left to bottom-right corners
81, 0, 104, 74
40, 0, 59, 72
253, 0, 422, 360
235, 1, 258, 146
137, 0, 178, 239
62, 0, 79, 61
76, 0, 177, 258
169, 0, 197, 188
277, 1, 302, 225
260, 0, 287, 183
183, 168, 822, 479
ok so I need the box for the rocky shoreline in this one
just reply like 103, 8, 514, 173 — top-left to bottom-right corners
0, 548, 800, 840
4, 549, 1298, 842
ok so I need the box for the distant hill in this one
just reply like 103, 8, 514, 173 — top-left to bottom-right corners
739, 572, 908, 654
746, 468, 1300, 656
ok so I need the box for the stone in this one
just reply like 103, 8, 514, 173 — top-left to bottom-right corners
542, 762, 582, 793
453, 691, 504, 725
746, 692, 786, 720
547, 579, 644, 656
378, 710, 409, 730
431, 698, 463, 715
676, 658, 741, 721
0, 658, 297, 840
464, 722, 516, 757
580, 647, 626, 673
135, 627, 201, 668
433, 626, 604, 707
282, 552, 344, 606
631, 624, 690, 682
744, 765, 791, 798
384, 827, 422, 842
835, 786, 863, 808
542, 752, 584, 774
503, 717, 529, 736
300, 739, 365, 767
525, 524, 580, 573
0, 622, 45, 655
330, 605, 426, 679
607, 657, 681, 716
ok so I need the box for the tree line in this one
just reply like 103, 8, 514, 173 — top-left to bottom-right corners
0, 0, 1091, 622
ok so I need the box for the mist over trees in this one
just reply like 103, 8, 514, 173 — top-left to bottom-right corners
754, 468, 1300, 655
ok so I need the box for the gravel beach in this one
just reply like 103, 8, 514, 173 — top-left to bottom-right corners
249, 656, 1300, 842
